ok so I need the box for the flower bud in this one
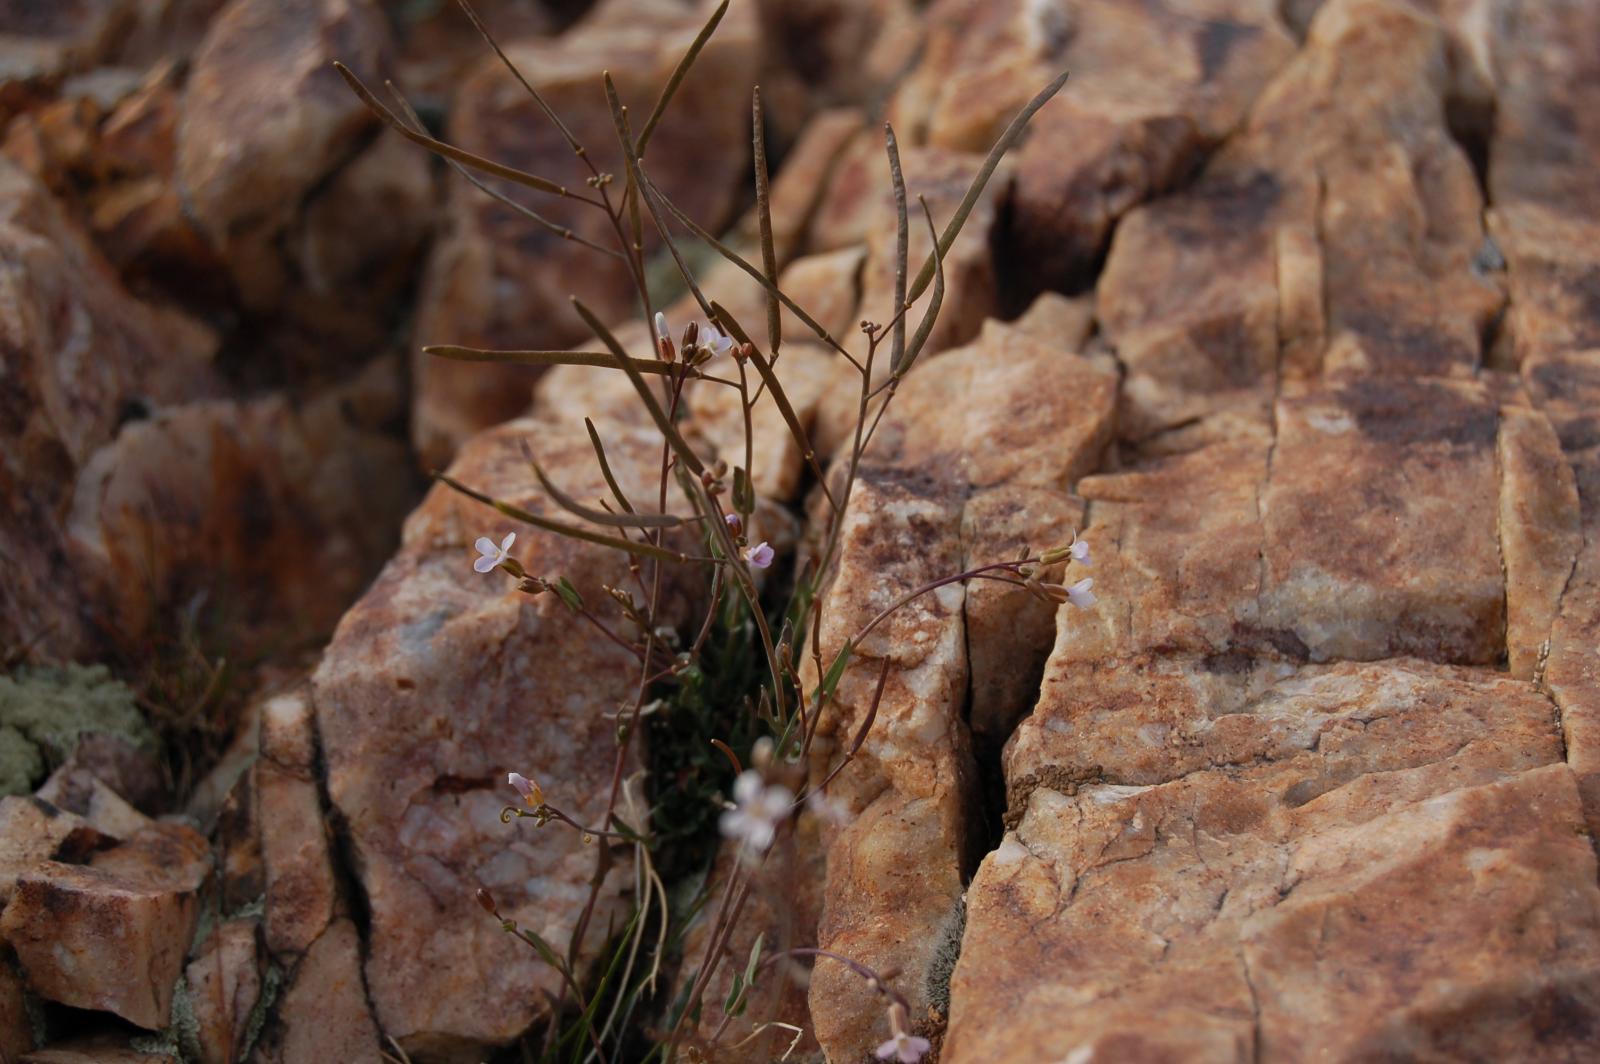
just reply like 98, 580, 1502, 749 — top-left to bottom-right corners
475, 888, 498, 916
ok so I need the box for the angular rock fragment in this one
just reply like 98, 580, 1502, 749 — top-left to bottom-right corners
315, 412, 700, 1058
950, 755, 1596, 1060
1498, 405, 1581, 678
1487, 0, 1600, 840
906, 0, 1296, 291
246, 918, 381, 1064
1, 823, 210, 1029
411, 0, 758, 467
0, 796, 101, 902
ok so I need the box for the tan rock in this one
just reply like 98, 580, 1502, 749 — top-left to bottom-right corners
314, 412, 700, 1057
1009, 291, 1095, 353
35, 767, 150, 839
1261, 380, 1504, 664
908, 0, 1294, 290
186, 919, 265, 1064
862, 321, 1117, 491
798, 321, 1115, 1058
1, 824, 210, 1029
966, 763, 1600, 1060
0, 158, 217, 658
814, 149, 1013, 456
805, 471, 977, 1061
256, 689, 340, 961
411, 0, 758, 468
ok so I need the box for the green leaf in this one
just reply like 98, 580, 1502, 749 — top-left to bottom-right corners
555, 577, 585, 612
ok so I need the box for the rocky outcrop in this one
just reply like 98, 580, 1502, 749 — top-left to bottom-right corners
1483, 0, 1600, 846
1098, 0, 1500, 448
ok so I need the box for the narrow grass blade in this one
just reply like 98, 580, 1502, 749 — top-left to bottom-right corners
436, 473, 692, 562
752, 87, 781, 356
885, 123, 909, 373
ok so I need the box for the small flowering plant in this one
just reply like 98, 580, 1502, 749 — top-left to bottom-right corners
338, 1, 1073, 1058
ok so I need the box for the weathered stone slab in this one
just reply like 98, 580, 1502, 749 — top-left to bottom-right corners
953, 660, 1590, 1062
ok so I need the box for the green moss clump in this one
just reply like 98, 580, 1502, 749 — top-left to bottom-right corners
0, 664, 155, 796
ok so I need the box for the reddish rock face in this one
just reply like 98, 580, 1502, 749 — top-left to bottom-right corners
1489, 0, 1600, 848
66, 365, 417, 657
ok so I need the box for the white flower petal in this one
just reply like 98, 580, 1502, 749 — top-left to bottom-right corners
474, 555, 498, 573
655, 311, 669, 340
475, 537, 498, 556
500, 532, 516, 553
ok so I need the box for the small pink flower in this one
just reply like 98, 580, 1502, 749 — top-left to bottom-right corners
719, 770, 792, 851
474, 532, 516, 574
743, 541, 774, 569
507, 772, 543, 807
1066, 577, 1096, 609
699, 323, 734, 359
1070, 535, 1091, 567
876, 1031, 932, 1063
